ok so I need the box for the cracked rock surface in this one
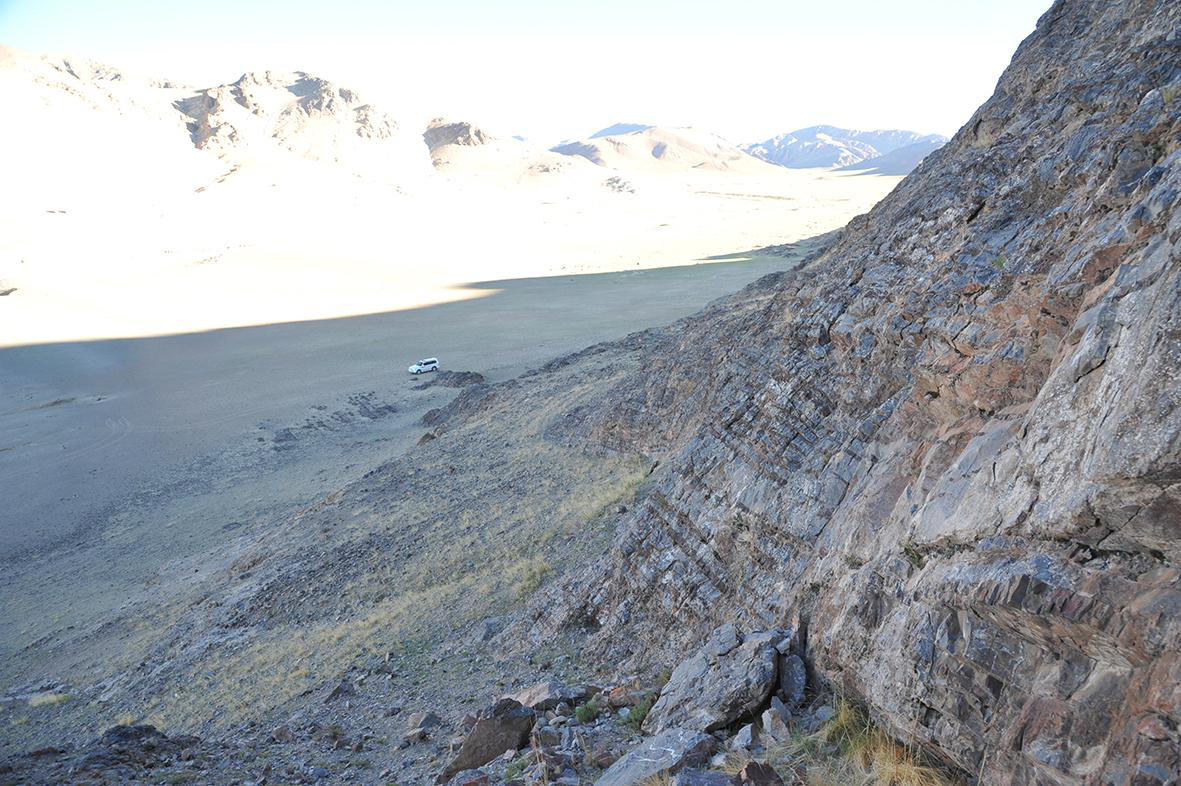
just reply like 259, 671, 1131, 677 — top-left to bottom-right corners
523, 1, 1181, 782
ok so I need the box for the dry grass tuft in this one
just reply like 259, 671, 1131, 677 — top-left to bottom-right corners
27, 692, 70, 708
513, 556, 554, 601
861, 732, 948, 786
719, 696, 956, 786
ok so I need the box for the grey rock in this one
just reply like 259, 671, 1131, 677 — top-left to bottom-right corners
448, 770, 490, 786
728, 724, 755, 751
504, 678, 585, 711
777, 655, 806, 708
671, 769, 735, 786
703, 623, 740, 659
407, 711, 443, 730
760, 697, 791, 743
643, 627, 779, 733
438, 699, 535, 783
594, 728, 716, 786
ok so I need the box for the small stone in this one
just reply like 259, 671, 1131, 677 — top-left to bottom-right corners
324, 679, 355, 703
407, 711, 443, 730
761, 697, 791, 743
533, 727, 561, 748
729, 724, 755, 751
591, 747, 618, 769
814, 706, 835, 724
270, 725, 295, 744
505, 679, 585, 712
405, 727, 428, 744
554, 768, 581, 786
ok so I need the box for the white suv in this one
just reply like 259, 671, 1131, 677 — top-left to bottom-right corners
408, 357, 439, 375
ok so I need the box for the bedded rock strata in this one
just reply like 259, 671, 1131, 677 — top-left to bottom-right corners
524, 1, 1181, 782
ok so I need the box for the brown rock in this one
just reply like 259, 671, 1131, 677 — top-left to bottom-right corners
735, 762, 783, 786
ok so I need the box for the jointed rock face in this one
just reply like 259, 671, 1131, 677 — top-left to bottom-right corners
525, 1, 1181, 782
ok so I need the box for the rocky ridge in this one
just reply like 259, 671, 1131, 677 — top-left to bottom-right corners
174, 71, 405, 162
519, 1, 1181, 783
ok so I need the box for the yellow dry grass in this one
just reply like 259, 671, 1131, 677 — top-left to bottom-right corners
27, 692, 70, 707
728, 697, 957, 786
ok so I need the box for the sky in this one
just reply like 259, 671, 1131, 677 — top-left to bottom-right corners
0, 0, 1052, 144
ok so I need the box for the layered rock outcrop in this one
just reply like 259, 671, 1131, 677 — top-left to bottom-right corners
528, 1, 1181, 782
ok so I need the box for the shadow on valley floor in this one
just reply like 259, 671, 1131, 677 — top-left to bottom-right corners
0, 242, 819, 610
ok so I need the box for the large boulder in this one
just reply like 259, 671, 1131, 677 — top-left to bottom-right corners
594, 728, 716, 786
643, 626, 781, 734
438, 699, 535, 782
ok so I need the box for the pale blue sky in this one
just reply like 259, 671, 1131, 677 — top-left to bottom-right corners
0, 0, 1052, 143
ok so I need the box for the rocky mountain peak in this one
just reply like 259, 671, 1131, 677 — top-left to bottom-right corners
175, 70, 400, 156
423, 118, 495, 153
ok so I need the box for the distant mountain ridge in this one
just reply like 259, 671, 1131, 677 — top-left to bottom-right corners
745, 125, 947, 172
551, 126, 776, 175
837, 137, 946, 176
589, 122, 653, 138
